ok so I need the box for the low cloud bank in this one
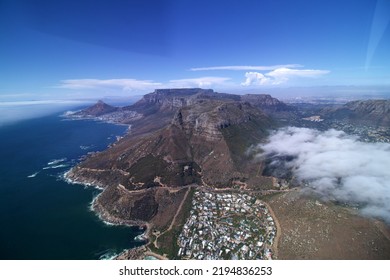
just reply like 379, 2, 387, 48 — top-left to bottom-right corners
0, 100, 87, 126
241, 68, 329, 86
259, 127, 390, 223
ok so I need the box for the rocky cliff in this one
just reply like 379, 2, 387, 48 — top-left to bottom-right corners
71, 89, 293, 125
241, 94, 292, 112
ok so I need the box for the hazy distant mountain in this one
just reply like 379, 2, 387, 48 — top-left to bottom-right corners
74, 100, 118, 117
241, 94, 292, 112
321, 99, 390, 127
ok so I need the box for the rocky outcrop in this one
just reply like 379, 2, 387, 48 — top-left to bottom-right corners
123, 88, 213, 115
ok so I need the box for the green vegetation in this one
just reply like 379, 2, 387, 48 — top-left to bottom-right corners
221, 117, 272, 169
128, 154, 201, 187
155, 228, 182, 259
128, 154, 169, 184
148, 187, 196, 259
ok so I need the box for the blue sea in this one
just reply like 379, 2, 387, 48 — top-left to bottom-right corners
0, 112, 145, 259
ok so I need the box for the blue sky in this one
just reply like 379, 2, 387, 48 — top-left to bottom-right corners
1, 0, 390, 102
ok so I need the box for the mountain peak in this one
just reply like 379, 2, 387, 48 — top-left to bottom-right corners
77, 100, 117, 117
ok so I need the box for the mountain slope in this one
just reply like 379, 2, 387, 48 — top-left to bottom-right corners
321, 99, 390, 127
74, 100, 118, 117
67, 96, 274, 189
65, 88, 280, 227
241, 94, 292, 112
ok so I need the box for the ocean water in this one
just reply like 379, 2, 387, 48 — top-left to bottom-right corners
0, 113, 145, 259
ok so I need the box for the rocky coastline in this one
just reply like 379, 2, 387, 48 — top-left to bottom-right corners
63, 169, 152, 259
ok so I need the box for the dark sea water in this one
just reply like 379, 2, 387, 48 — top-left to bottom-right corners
0, 113, 145, 259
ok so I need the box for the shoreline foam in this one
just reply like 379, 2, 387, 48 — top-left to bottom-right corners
27, 171, 39, 178
48, 158, 67, 165
62, 169, 105, 190
63, 168, 149, 259
43, 164, 68, 170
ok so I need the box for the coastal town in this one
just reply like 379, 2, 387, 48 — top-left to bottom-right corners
299, 116, 390, 143
177, 190, 277, 260
328, 121, 390, 143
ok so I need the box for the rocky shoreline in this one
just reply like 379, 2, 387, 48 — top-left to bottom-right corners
92, 195, 147, 227
63, 169, 105, 190
115, 246, 168, 260
63, 169, 153, 259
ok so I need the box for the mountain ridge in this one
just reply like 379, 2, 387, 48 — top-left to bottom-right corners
74, 100, 118, 117
321, 99, 390, 127
66, 89, 279, 189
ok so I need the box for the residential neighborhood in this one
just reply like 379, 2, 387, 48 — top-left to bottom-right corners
177, 190, 277, 260
329, 121, 390, 143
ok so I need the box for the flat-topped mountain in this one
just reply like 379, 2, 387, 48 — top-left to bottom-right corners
68, 89, 293, 138
70, 88, 293, 126
321, 99, 390, 127
67, 89, 277, 189
241, 94, 292, 112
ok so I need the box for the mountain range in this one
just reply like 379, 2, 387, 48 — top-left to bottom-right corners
321, 99, 390, 127
65, 89, 288, 224
65, 88, 390, 259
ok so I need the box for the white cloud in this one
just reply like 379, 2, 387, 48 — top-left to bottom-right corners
241, 67, 330, 86
241, 72, 272, 86
259, 127, 390, 223
58, 79, 162, 91
0, 100, 85, 106
190, 64, 302, 71
266, 67, 330, 79
55, 66, 329, 93
57, 77, 232, 92
168, 77, 231, 88
0, 100, 89, 126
